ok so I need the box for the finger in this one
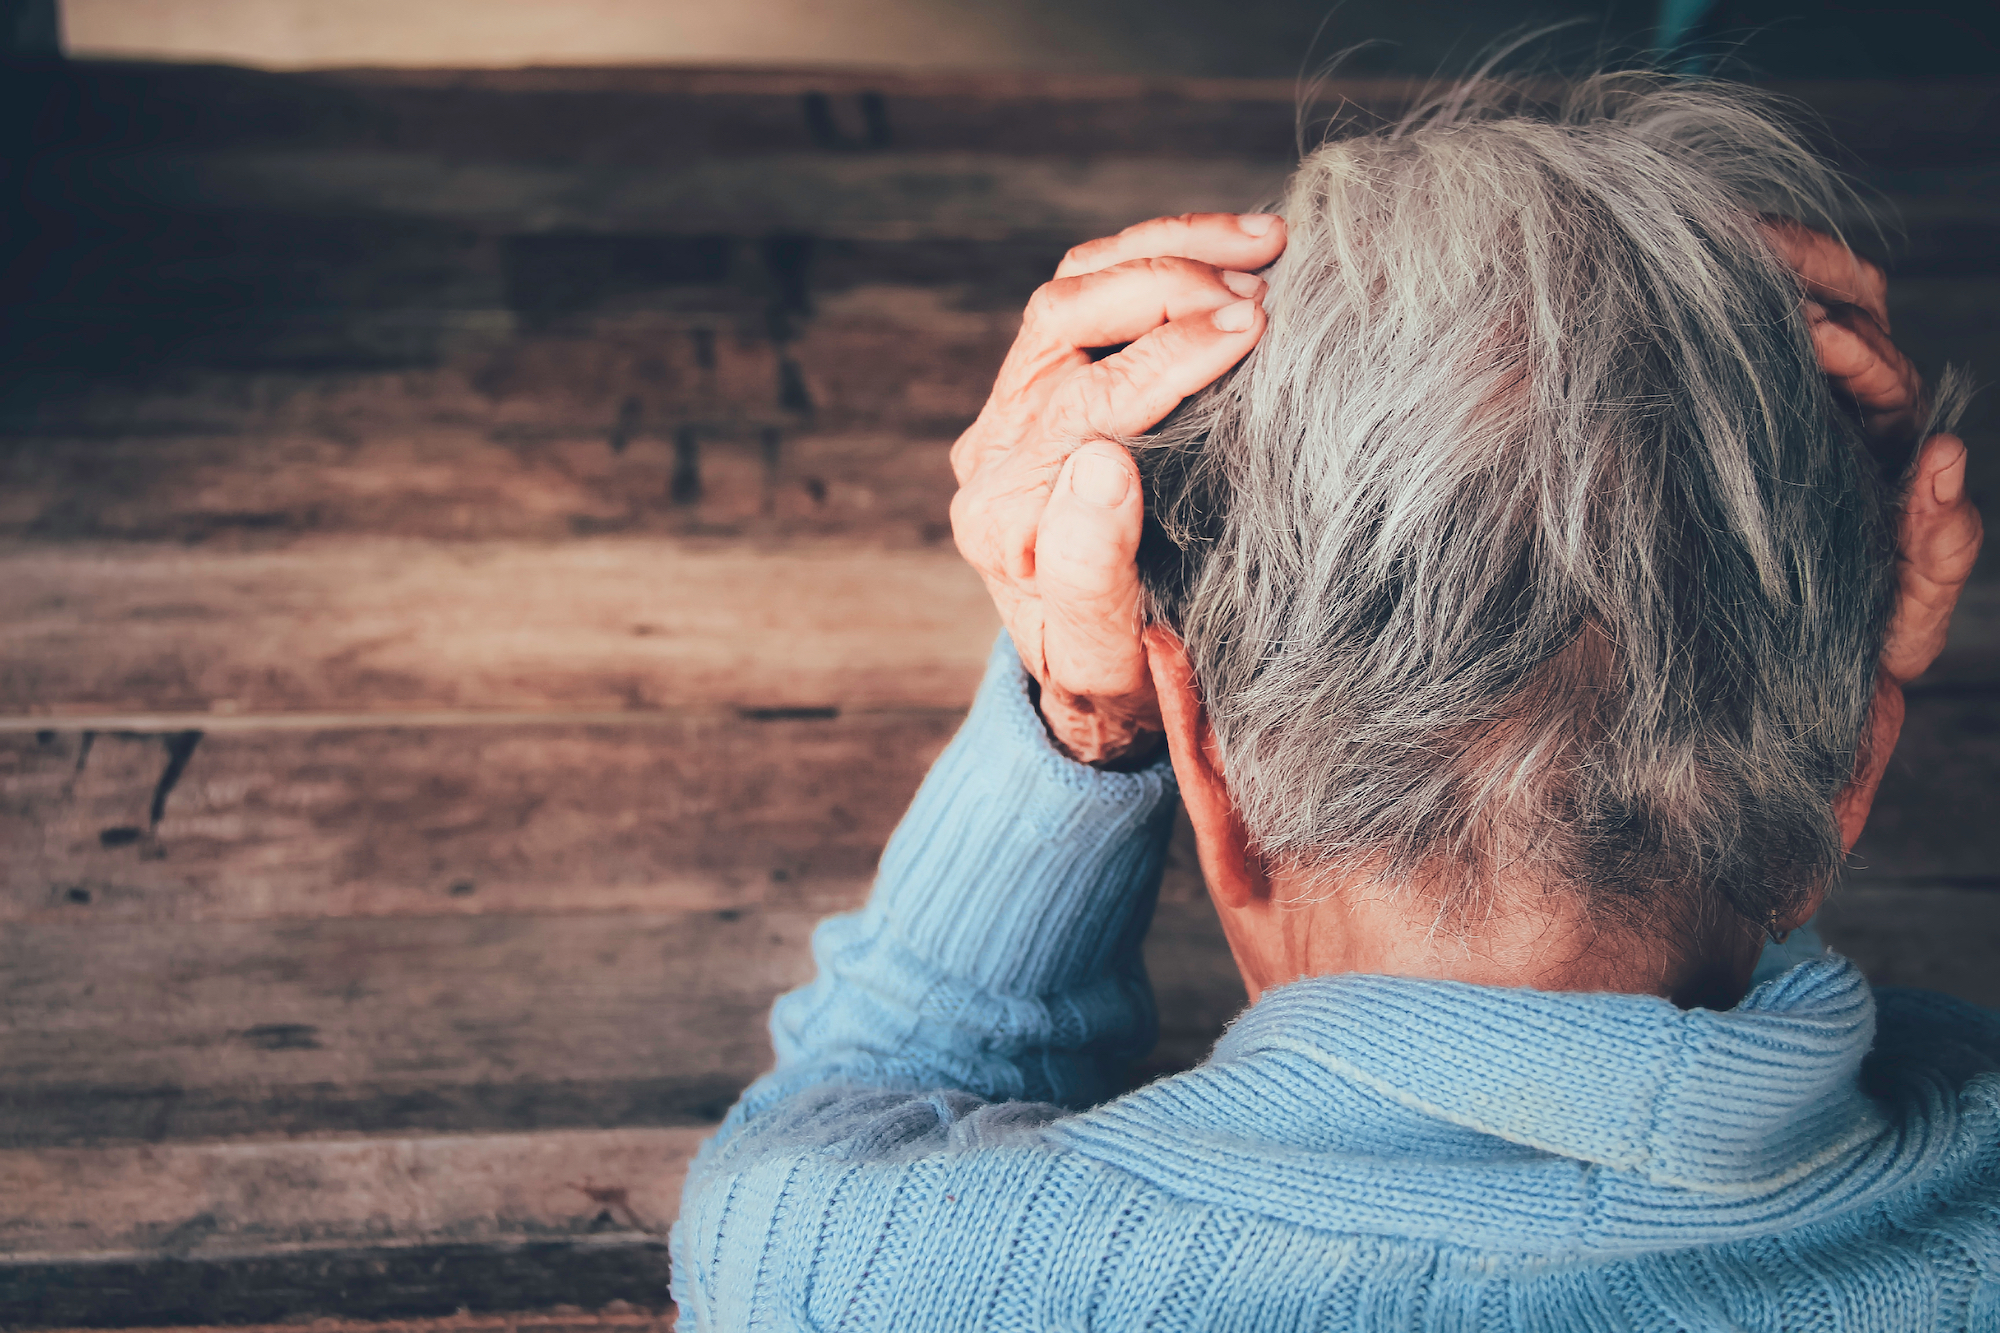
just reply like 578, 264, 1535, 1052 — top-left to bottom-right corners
1056, 212, 1287, 279
1882, 434, 1984, 685
1040, 296, 1266, 445
955, 258, 1266, 485
1808, 306, 1922, 424
959, 295, 1265, 589
1762, 217, 1890, 330
1020, 257, 1266, 358
952, 458, 1064, 582
1036, 442, 1152, 699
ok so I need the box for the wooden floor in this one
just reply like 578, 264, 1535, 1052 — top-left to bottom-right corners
1, 62, 1996, 1327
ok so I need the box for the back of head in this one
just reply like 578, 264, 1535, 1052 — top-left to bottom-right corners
1137, 75, 1895, 930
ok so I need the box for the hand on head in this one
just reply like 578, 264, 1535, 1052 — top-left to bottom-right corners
1760, 218, 1923, 442
954, 207, 1980, 872
1835, 431, 1982, 851
949, 212, 1286, 766
1759, 222, 1984, 855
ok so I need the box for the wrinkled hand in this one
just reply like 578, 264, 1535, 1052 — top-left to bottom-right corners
1767, 223, 1985, 850
1762, 217, 1925, 443
950, 213, 1287, 766
1837, 433, 1982, 851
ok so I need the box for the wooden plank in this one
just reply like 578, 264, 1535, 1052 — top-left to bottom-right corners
1818, 886, 2000, 1010
18, 62, 1998, 169
0, 539, 999, 715
12, 426, 964, 547
21, 1312, 675, 1333
0, 716, 959, 922
120, 149, 1289, 241
0, 890, 1226, 1148
24, 1315, 676, 1333
2, 244, 1033, 429
0, 1126, 706, 1263
1849, 692, 2000, 888
0, 910, 815, 1146
2, 425, 976, 549
46, 146, 2000, 257
3, 1242, 676, 1327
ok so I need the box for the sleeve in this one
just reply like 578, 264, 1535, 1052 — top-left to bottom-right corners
771, 630, 1180, 1107
671, 634, 1181, 1324
683, 628, 1176, 1147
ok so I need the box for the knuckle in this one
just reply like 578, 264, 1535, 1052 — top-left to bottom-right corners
947, 486, 978, 547
1022, 281, 1062, 324
1060, 235, 1115, 273
949, 487, 1002, 568
1135, 254, 1198, 280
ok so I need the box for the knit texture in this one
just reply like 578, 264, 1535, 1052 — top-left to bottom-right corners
671, 634, 2000, 1331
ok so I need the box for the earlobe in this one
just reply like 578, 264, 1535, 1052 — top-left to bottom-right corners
1835, 672, 1905, 854
1145, 627, 1267, 912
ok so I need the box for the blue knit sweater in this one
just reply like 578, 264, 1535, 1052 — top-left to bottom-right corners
671, 636, 2000, 1330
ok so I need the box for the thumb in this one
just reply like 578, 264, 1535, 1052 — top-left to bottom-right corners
1035, 441, 1151, 699
1882, 434, 1983, 686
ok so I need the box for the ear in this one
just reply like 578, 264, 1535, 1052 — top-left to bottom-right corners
1145, 626, 1270, 911
1834, 672, 1905, 858
1830, 432, 1980, 889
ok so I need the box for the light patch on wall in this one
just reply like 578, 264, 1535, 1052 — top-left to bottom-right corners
61, 0, 1059, 70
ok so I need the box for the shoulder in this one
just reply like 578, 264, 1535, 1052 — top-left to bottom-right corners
668, 1078, 1139, 1328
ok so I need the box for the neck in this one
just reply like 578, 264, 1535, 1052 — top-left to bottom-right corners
1214, 867, 1766, 1011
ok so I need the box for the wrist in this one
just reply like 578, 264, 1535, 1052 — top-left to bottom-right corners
1028, 675, 1167, 771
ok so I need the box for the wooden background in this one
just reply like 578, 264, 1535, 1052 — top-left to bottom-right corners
1, 62, 1996, 1325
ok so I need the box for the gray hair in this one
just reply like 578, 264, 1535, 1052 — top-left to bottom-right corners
1137, 75, 1923, 928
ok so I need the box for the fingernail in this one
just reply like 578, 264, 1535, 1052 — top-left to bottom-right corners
1238, 213, 1279, 236
1933, 439, 1967, 505
1220, 269, 1263, 298
1070, 450, 1131, 507
1213, 299, 1257, 332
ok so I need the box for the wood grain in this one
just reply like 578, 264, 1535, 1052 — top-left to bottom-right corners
0, 61, 1993, 1310
1819, 886, 2000, 1009
0, 910, 815, 1145
3, 1242, 677, 1328
17, 62, 1996, 169
0, 716, 961, 922
0, 1126, 707, 1262
1848, 692, 2000, 888
0, 538, 999, 715
0, 896, 1232, 1148
25, 1314, 678, 1333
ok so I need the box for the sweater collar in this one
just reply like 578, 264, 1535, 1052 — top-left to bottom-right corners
1217, 952, 1880, 1187
1055, 956, 1961, 1253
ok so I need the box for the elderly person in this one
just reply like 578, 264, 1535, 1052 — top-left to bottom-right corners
671, 77, 1991, 1329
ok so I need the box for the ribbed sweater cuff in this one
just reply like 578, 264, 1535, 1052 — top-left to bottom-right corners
872, 632, 1180, 998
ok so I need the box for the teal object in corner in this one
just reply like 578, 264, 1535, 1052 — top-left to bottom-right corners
671, 634, 2000, 1331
